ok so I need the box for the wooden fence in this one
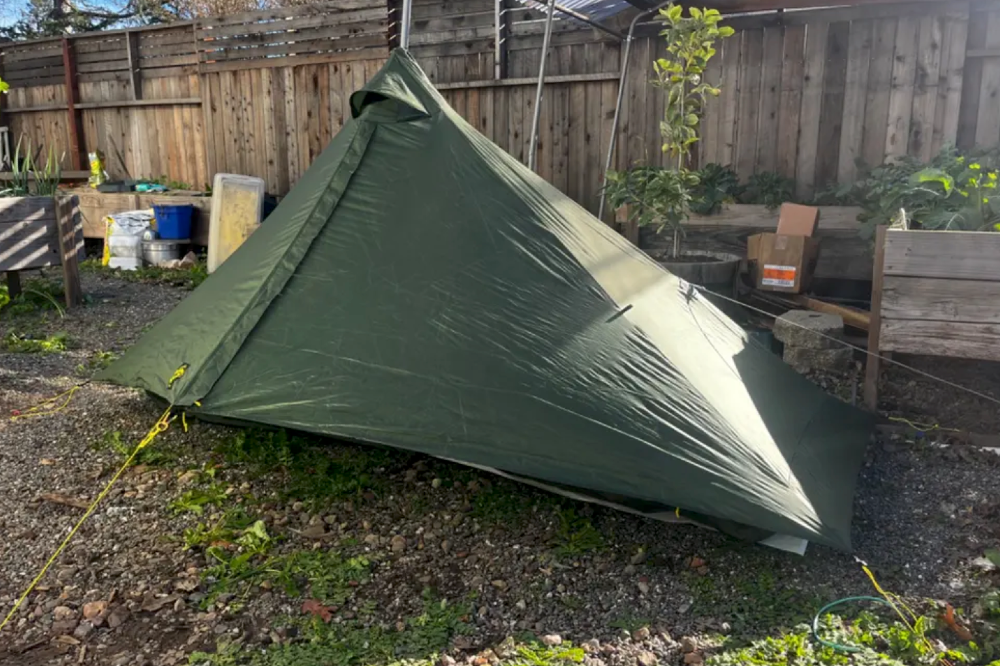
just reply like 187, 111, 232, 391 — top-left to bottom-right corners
1, 0, 998, 218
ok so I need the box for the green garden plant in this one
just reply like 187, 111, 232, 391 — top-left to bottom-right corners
603, 5, 733, 258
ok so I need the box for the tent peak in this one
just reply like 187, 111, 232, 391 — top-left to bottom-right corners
349, 48, 433, 120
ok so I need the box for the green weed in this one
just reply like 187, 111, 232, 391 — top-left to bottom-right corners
75, 350, 118, 377
216, 428, 409, 506
93, 429, 175, 466
609, 614, 652, 633
171, 484, 230, 515
550, 507, 604, 558
0, 277, 66, 317
708, 610, 992, 666
2, 330, 71, 353
82, 258, 208, 290
509, 642, 586, 666
470, 479, 538, 526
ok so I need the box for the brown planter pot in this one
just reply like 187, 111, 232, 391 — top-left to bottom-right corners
653, 250, 742, 294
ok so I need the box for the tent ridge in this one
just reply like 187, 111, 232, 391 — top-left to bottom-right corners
173, 121, 378, 405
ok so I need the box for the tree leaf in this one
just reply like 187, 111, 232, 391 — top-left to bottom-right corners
302, 599, 334, 623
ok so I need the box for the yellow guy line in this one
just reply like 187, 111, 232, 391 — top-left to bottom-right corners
0, 406, 174, 633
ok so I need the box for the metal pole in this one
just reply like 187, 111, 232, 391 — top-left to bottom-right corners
549, 2, 624, 39
400, 0, 413, 50
597, 0, 673, 220
527, 0, 557, 172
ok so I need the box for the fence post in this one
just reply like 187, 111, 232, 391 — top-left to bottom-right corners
126, 30, 142, 101
494, 0, 509, 80
61, 37, 86, 171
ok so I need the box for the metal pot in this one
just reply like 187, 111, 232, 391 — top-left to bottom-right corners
142, 239, 184, 266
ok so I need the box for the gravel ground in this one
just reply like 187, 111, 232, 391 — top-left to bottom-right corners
0, 271, 998, 666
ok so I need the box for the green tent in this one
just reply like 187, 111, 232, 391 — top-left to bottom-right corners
99, 49, 873, 552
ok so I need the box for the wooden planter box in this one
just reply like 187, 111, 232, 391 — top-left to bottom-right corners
1, 196, 85, 307
865, 227, 1000, 408
621, 204, 869, 282
72, 190, 212, 246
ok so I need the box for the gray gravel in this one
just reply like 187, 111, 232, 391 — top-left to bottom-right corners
0, 271, 998, 665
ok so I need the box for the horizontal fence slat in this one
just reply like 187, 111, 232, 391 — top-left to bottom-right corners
197, 7, 386, 40
197, 0, 376, 27
412, 12, 496, 32
881, 319, 1000, 360
199, 47, 387, 72
883, 229, 1000, 280
409, 26, 494, 46
882, 275, 1000, 323
202, 33, 385, 62
201, 20, 385, 51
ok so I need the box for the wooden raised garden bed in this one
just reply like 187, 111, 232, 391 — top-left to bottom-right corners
864, 226, 1000, 409
1, 196, 85, 307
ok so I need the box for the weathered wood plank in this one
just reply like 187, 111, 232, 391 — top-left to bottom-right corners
55, 196, 83, 308
861, 17, 897, 170
884, 16, 919, 160
735, 29, 763, 179
815, 21, 849, 192
795, 20, 828, 200
884, 229, 1000, 280
957, 9, 987, 149
974, 11, 1000, 147
754, 26, 783, 174
881, 319, 1000, 361
837, 20, 872, 183
865, 224, 887, 410
908, 16, 944, 161
883, 276, 1000, 323
931, 14, 968, 154
776, 24, 804, 180
717, 30, 742, 169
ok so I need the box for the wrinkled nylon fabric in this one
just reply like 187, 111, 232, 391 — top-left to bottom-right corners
100, 49, 873, 551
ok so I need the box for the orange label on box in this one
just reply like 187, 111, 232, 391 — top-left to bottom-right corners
762, 264, 797, 288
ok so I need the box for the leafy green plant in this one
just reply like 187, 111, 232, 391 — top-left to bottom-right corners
601, 166, 698, 237
4, 135, 32, 196
0, 276, 65, 317
2, 330, 70, 353
551, 507, 604, 558
741, 171, 795, 210
691, 163, 742, 215
651, 4, 734, 256
33, 143, 63, 196
171, 483, 230, 515
75, 350, 117, 378
93, 429, 176, 466
604, 6, 733, 257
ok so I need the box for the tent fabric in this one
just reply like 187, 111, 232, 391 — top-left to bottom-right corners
99, 48, 873, 551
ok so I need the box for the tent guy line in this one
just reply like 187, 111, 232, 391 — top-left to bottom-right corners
689, 282, 1000, 410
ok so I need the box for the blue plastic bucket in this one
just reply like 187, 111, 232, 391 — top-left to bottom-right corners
153, 204, 194, 240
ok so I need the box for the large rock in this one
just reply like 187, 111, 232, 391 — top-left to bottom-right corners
783, 346, 853, 374
773, 311, 844, 349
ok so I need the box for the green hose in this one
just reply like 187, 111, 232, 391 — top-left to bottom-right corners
811, 596, 895, 653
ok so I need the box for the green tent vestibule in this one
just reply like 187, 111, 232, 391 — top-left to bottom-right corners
99, 49, 874, 553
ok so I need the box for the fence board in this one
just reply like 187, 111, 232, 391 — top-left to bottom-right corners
931, 15, 968, 154
735, 29, 763, 177
974, 11, 1000, 147
795, 21, 828, 200
882, 276, 1000, 323
776, 24, 804, 179
754, 26, 782, 174
837, 20, 872, 183
884, 16, 919, 160
908, 16, 944, 161
815, 21, 848, 191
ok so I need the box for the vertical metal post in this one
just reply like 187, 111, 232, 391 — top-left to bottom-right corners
527, 0, 556, 172
597, 0, 673, 220
400, 0, 413, 50
494, 0, 508, 80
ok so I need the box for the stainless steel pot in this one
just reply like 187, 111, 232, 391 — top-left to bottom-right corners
142, 239, 184, 266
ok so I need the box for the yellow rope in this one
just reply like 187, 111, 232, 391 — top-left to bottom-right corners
10, 384, 85, 421
858, 560, 947, 663
887, 416, 958, 434
168, 364, 188, 388
0, 406, 173, 634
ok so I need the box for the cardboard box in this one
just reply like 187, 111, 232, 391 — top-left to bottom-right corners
776, 203, 820, 237
747, 233, 821, 293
